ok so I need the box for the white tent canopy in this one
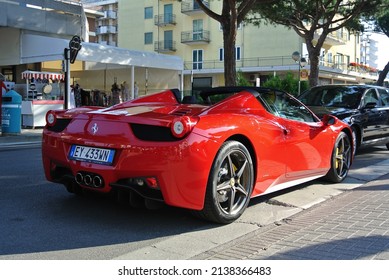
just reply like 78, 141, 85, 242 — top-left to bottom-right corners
19, 33, 184, 105
21, 33, 183, 71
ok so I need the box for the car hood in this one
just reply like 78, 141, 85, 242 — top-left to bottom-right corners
307, 105, 356, 120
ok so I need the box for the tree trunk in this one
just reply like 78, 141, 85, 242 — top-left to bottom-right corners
308, 53, 320, 87
223, 27, 237, 86
377, 61, 389, 86
221, 1, 237, 87
304, 34, 323, 88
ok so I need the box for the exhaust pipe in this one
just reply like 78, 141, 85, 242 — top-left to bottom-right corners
84, 174, 92, 186
93, 175, 103, 188
75, 172, 84, 185
75, 172, 104, 188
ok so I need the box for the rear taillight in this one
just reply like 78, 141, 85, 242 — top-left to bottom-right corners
46, 110, 57, 126
171, 116, 198, 139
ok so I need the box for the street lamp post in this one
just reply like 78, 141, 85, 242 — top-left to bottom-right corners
292, 51, 307, 95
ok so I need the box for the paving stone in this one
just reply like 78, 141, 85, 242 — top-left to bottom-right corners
193, 173, 389, 260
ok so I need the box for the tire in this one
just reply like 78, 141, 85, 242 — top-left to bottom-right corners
324, 131, 352, 183
193, 141, 254, 224
351, 126, 360, 156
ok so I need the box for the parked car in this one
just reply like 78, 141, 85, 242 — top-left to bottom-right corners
298, 84, 389, 154
42, 87, 353, 224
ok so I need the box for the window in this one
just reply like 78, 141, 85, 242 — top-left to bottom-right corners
164, 30, 173, 50
144, 7, 153, 19
193, 19, 203, 40
144, 32, 153, 45
362, 89, 379, 107
219, 48, 223, 61
218, 46, 241, 61
378, 88, 389, 106
327, 52, 333, 64
164, 4, 173, 24
236, 46, 241, 61
259, 90, 317, 123
193, 49, 203, 70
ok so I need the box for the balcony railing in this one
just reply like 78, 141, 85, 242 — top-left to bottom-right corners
184, 56, 295, 70
181, 30, 210, 44
154, 14, 176, 26
96, 25, 117, 35
181, 0, 209, 14
183, 55, 379, 78
104, 10, 117, 19
154, 40, 177, 52
314, 30, 348, 46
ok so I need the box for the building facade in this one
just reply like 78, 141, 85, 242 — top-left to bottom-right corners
116, 0, 381, 93
0, 0, 183, 110
82, 0, 119, 46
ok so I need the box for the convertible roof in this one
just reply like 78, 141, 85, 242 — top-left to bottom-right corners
199, 86, 280, 100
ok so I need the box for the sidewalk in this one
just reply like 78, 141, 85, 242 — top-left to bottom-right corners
0, 128, 43, 147
193, 173, 389, 260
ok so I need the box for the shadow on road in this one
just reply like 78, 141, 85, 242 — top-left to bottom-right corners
0, 182, 219, 257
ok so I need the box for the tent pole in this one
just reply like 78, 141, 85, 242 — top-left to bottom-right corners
64, 48, 70, 110
131, 65, 135, 100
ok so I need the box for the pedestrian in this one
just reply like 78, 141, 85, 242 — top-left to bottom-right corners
111, 82, 121, 104
74, 83, 82, 107
69, 85, 76, 108
134, 82, 139, 99
121, 81, 129, 102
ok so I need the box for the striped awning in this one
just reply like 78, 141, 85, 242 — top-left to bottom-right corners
21, 71, 64, 81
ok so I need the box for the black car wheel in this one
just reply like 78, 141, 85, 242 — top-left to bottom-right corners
324, 131, 352, 183
194, 141, 254, 224
351, 126, 359, 156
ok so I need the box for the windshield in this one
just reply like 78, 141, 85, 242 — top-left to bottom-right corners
299, 86, 364, 109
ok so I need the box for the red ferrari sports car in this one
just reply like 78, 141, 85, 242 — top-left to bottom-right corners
42, 87, 353, 223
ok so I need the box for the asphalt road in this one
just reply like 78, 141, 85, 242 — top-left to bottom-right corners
0, 144, 388, 260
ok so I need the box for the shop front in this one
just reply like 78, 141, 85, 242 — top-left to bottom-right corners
19, 70, 65, 128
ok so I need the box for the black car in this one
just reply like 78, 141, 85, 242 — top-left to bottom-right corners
298, 84, 389, 154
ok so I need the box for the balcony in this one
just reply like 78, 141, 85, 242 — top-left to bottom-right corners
181, 0, 209, 15
154, 14, 176, 26
154, 40, 177, 53
181, 30, 210, 44
96, 25, 117, 35
104, 10, 117, 19
315, 30, 348, 46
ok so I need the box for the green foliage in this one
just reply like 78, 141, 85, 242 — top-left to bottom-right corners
263, 72, 308, 96
376, 1, 389, 37
246, 0, 382, 87
236, 70, 252, 86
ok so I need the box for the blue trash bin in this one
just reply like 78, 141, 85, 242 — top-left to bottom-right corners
1, 90, 22, 135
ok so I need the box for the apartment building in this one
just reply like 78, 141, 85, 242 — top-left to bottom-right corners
115, 0, 380, 91
82, 0, 119, 46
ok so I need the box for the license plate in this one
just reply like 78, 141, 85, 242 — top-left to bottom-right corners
69, 145, 115, 165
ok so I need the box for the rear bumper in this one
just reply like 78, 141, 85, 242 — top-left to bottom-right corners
42, 129, 218, 210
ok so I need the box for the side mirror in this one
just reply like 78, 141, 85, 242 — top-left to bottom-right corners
322, 114, 336, 126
